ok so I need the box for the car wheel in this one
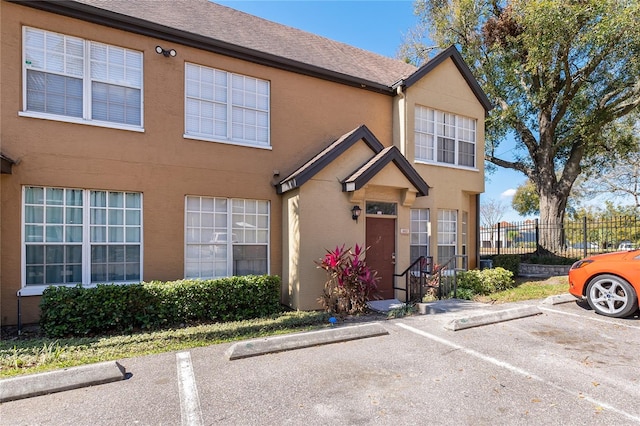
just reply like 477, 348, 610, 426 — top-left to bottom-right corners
586, 274, 638, 318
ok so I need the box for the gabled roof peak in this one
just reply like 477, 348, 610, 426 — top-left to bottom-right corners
398, 46, 492, 112
276, 125, 429, 197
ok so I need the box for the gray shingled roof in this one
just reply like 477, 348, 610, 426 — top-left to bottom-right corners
69, 0, 418, 87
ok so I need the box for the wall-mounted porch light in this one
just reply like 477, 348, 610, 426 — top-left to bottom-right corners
155, 45, 177, 57
351, 205, 362, 223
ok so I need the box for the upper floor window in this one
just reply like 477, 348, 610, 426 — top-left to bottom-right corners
23, 27, 143, 128
415, 106, 476, 168
185, 63, 270, 147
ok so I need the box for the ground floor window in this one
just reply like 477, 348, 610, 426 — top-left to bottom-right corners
410, 209, 430, 262
185, 196, 269, 279
23, 186, 142, 287
437, 209, 457, 266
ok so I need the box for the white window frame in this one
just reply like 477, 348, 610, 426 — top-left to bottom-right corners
20, 186, 143, 296
437, 209, 457, 266
415, 105, 476, 168
184, 196, 270, 279
410, 208, 430, 262
184, 63, 271, 149
20, 26, 144, 132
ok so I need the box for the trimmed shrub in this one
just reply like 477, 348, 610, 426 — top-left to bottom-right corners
40, 275, 281, 337
493, 254, 520, 276
457, 267, 515, 299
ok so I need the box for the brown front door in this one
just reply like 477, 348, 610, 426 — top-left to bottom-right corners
366, 217, 396, 299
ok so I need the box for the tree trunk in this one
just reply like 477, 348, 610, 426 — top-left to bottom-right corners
538, 191, 567, 254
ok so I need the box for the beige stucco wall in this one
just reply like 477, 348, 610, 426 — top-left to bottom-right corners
0, 3, 394, 324
285, 140, 430, 308
1, 2, 487, 322
392, 57, 486, 271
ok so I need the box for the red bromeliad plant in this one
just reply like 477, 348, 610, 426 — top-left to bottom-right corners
316, 244, 379, 315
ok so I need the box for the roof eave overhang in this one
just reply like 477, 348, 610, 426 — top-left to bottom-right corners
276, 125, 385, 194
342, 147, 430, 196
11, 0, 395, 95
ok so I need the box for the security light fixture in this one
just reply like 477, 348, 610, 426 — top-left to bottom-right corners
155, 45, 177, 57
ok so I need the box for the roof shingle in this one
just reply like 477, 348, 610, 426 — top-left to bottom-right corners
70, 0, 418, 87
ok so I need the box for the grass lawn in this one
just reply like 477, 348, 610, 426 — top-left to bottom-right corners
1, 276, 569, 378
474, 276, 569, 303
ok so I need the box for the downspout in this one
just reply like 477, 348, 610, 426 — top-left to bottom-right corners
396, 84, 408, 156
476, 194, 481, 270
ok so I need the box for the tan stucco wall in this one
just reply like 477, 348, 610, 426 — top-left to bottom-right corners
286, 141, 430, 308
0, 3, 394, 324
1, 2, 487, 322
391, 57, 486, 271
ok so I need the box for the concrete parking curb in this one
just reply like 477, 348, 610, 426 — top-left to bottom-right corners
541, 293, 578, 305
226, 322, 389, 360
444, 305, 542, 331
0, 361, 126, 403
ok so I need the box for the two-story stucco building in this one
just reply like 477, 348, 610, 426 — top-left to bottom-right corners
0, 0, 490, 325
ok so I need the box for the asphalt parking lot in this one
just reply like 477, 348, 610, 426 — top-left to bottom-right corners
2, 298, 639, 425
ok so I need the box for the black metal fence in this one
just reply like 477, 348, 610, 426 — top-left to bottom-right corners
480, 216, 640, 258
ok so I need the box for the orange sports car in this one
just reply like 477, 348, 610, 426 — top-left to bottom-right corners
569, 250, 640, 318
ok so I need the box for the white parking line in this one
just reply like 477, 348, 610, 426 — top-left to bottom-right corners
539, 306, 640, 330
176, 352, 203, 426
396, 322, 640, 423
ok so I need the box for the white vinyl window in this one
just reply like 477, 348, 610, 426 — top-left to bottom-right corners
437, 209, 457, 266
185, 63, 270, 147
185, 196, 269, 279
415, 106, 476, 168
22, 187, 142, 293
410, 209, 430, 262
22, 27, 143, 128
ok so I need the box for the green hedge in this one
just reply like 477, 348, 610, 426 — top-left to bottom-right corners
492, 254, 520, 276
40, 275, 282, 337
457, 267, 515, 299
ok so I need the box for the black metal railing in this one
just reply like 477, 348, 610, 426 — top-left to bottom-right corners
480, 216, 640, 257
393, 255, 467, 303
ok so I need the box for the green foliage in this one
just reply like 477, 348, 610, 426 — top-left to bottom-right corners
492, 254, 520, 276
39, 276, 282, 337
457, 267, 515, 299
2, 311, 329, 378
512, 180, 539, 216
406, 0, 640, 250
316, 244, 379, 315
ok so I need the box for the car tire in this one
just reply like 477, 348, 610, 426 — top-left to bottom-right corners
586, 274, 638, 318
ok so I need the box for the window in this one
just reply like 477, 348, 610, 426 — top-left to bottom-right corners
410, 209, 430, 262
437, 209, 457, 266
185, 196, 269, 278
415, 106, 476, 167
23, 187, 142, 291
23, 27, 143, 128
366, 201, 397, 216
185, 63, 270, 147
